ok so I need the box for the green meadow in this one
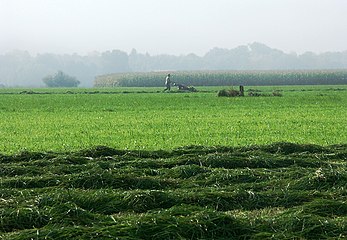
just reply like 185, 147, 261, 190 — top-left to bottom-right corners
0, 85, 346, 154
1, 85, 347, 239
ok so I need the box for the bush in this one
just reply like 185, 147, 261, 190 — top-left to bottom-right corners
43, 71, 80, 87
217, 89, 241, 97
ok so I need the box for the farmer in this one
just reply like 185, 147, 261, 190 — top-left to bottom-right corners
163, 73, 171, 91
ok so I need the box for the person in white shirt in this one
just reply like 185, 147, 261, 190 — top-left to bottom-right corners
163, 74, 171, 91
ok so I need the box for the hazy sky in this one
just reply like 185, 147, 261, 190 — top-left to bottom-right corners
1, 0, 347, 56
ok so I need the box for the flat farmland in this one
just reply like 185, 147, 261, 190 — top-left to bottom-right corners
0, 85, 346, 154
1, 86, 347, 239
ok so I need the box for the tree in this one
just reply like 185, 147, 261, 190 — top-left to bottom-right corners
43, 71, 80, 87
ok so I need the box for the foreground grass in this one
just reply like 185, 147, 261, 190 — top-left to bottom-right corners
0, 85, 347, 154
1, 143, 347, 239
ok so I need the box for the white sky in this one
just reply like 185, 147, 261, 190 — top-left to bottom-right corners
1, 0, 346, 56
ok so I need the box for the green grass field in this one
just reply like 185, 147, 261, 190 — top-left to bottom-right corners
1, 85, 347, 239
0, 85, 346, 154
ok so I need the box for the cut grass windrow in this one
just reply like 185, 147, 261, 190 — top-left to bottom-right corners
1, 143, 347, 239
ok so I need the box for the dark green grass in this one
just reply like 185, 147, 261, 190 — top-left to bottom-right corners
1, 143, 346, 239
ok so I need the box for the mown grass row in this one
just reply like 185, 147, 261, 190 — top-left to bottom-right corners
1, 143, 347, 239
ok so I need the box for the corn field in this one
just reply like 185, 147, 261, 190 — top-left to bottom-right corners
94, 70, 347, 87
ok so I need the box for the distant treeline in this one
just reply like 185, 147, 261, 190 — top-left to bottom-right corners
95, 70, 347, 87
1, 42, 347, 87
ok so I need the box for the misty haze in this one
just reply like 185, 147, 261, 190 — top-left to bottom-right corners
1, 42, 347, 87
1, 0, 347, 87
